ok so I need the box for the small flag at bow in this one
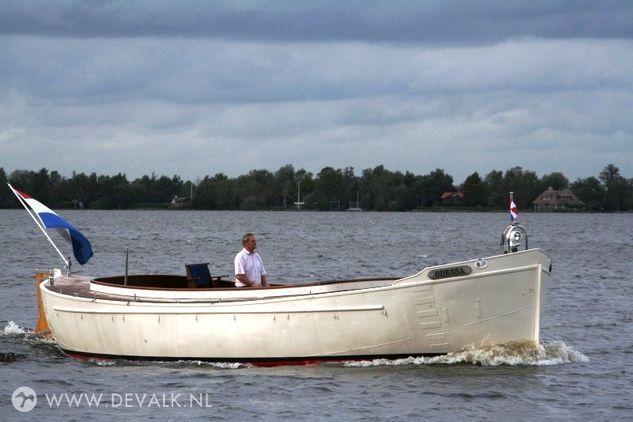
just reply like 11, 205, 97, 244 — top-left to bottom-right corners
509, 198, 519, 222
9, 185, 93, 265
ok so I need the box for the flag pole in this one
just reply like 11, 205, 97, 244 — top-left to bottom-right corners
8, 184, 70, 268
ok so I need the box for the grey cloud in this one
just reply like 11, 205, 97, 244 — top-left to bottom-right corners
1, 4, 632, 185
2, 87, 631, 183
1, 1, 633, 43
2, 37, 632, 106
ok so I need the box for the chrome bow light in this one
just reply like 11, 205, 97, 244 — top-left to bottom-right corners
501, 223, 528, 253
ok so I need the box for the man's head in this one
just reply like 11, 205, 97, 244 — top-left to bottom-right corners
242, 233, 257, 253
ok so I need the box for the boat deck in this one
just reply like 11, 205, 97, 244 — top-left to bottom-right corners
43, 274, 400, 304
46, 275, 127, 301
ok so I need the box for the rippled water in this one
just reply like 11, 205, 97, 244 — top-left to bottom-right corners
1, 210, 631, 420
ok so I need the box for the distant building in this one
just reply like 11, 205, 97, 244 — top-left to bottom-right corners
440, 191, 464, 205
532, 187, 584, 211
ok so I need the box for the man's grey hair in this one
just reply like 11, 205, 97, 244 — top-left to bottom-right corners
242, 233, 254, 246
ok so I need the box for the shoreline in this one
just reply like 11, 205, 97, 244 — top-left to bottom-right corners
0, 207, 630, 214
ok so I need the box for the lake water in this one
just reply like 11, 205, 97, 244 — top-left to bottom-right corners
1, 210, 631, 420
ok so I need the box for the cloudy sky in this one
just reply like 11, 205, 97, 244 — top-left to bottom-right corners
1, 1, 632, 183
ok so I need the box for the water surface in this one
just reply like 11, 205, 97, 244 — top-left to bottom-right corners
1, 210, 631, 419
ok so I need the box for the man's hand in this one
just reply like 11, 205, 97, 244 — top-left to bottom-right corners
235, 274, 254, 287
261, 274, 269, 288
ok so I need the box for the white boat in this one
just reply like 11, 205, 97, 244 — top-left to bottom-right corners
35, 223, 550, 364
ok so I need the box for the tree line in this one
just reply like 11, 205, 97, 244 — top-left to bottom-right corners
0, 164, 631, 211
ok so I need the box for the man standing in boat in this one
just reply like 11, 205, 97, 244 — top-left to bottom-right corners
234, 233, 269, 288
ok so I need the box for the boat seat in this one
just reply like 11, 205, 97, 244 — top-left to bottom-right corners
186, 263, 212, 288
185, 263, 232, 288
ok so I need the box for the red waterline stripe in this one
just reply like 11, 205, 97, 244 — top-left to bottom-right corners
61, 349, 441, 367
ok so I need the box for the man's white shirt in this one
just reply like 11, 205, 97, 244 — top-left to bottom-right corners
234, 248, 266, 287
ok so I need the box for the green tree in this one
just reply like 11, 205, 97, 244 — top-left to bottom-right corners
273, 164, 296, 208
427, 169, 454, 206
502, 167, 540, 211
294, 169, 315, 209
539, 172, 569, 191
342, 166, 359, 208
0, 168, 11, 207
195, 173, 235, 209
9, 170, 36, 199
600, 164, 626, 211
2, 164, 630, 211
484, 170, 504, 208
391, 171, 418, 210
570, 177, 604, 211
234, 169, 275, 210
314, 167, 345, 210
624, 179, 633, 211
360, 165, 393, 210
111, 173, 131, 209
462, 172, 486, 208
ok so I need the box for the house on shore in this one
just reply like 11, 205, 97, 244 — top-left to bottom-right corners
532, 187, 584, 211
440, 191, 464, 206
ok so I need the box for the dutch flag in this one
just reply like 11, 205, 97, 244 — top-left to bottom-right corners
509, 198, 519, 222
9, 185, 93, 265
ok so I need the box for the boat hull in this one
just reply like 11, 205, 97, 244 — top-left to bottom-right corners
41, 249, 550, 361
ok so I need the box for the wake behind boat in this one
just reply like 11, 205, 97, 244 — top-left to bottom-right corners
11, 184, 550, 364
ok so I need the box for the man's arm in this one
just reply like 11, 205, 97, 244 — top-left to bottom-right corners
261, 274, 269, 287
235, 274, 254, 287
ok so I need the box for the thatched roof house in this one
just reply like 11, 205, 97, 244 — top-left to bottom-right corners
532, 187, 584, 211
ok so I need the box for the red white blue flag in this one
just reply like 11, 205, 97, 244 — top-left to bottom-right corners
10, 186, 93, 265
509, 199, 519, 222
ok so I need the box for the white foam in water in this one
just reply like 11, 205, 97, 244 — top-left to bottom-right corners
83, 358, 246, 368
88, 358, 117, 367
343, 341, 589, 367
2, 321, 27, 335
34, 336, 57, 345
182, 360, 246, 369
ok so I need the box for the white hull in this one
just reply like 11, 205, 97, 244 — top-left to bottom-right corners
41, 249, 550, 361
